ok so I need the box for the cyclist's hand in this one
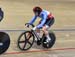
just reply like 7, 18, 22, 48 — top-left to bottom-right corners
32, 26, 37, 30
25, 23, 29, 28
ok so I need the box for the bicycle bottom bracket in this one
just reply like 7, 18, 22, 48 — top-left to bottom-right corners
0, 32, 10, 54
37, 38, 42, 45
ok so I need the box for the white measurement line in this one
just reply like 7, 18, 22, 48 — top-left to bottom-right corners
0, 28, 75, 32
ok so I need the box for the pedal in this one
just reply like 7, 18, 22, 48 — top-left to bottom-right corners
37, 38, 42, 45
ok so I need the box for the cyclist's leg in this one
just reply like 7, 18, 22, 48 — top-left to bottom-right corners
36, 20, 42, 37
42, 17, 55, 42
42, 26, 51, 43
35, 21, 43, 44
36, 29, 40, 36
36, 28, 42, 45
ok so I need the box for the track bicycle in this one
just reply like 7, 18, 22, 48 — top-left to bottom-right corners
17, 23, 56, 51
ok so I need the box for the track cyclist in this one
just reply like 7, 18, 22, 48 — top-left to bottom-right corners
25, 6, 55, 44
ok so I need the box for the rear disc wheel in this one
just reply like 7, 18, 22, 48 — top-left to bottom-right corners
42, 32, 56, 48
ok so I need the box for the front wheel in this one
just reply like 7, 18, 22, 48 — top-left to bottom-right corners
17, 31, 35, 51
42, 32, 56, 48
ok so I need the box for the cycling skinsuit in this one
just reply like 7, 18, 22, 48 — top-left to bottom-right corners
29, 10, 55, 29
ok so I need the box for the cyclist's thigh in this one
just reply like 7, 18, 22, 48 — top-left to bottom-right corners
46, 17, 55, 27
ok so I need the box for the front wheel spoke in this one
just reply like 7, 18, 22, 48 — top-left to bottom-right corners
26, 37, 32, 46
25, 39, 32, 45
23, 40, 27, 49
27, 35, 32, 40
27, 41, 32, 45
23, 43, 26, 49
19, 41, 25, 43
24, 33, 26, 39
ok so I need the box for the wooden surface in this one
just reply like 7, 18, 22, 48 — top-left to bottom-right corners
0, 0, 75, 57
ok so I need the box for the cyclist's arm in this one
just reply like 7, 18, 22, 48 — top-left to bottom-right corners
29, 16, 37, 24
37, 14, 47, 28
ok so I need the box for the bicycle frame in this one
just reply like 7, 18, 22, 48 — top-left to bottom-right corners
25, 23, 43, 40
31, 30, 40, 40
18, 23, 56, 51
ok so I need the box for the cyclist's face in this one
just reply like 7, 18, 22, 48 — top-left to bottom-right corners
34, 12, 39, 16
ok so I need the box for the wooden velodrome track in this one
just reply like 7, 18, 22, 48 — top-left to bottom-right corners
0, 0, 75, 57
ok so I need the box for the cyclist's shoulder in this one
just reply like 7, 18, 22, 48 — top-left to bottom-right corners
41, 10, 47, 13
39, 10, 49, 18
41, 10, 50, 15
